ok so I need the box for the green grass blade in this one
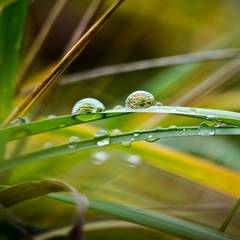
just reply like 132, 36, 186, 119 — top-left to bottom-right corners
219, 198, 240, 233
0, 0, 28, 122
1, 106, 240, 143
47, 193, 235, 240
1, 125, 239, 172
0, 0, 17, 8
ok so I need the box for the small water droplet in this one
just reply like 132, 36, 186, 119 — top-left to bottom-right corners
43, 142, 53, 149
92, 151, 109, 165
112, 129, 122, 135
10, 116, 30, 126
113, 105, 125, 110
72, 98, 105, 115
198, 122, 215, 136
204, 115, 216, 126
133, 132, 140, 137
125, 90, 156, 109
145, 134, 159, 142
68, 136, 80, 149
94, 130, 110, 146
12, 129, 31, 139
58, 123, 67, 128
125, 155, 142, 167
190, 108, 197, 113
47, 114, 57, 119
155, 101, 163, 107
121, 141, 132, 148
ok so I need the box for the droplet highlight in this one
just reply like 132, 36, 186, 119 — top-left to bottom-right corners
125, 90, 156, 109
72, 98, 105, 115
198, 122, 215, 136
94, 130, 110, 146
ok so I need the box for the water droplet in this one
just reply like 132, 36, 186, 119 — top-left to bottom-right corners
10, 116, 30, 126
43, 142, 53, 149
94, 130, 110, 146
92, 151, 109, 165
12, 129, 31, 139
68, 136, 80, 149
125, 155, 142, 167
58, 123, 67, 128
155, 101, 163, 107
121, 141, 132, 148
190, 108, 197, 114
47, 114, 57, 119
112, 129, 122, 135
113, 105, 125, 110
145, 134, 159, 142
204, 115, 216, 126
125, 90, 156, 109
198, 122, 215, 136
72, 98, 105, 115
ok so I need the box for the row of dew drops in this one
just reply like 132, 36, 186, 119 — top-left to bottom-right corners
11, 90, 220, 149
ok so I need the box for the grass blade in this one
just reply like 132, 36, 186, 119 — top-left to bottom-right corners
0, 0, 28, 122
47, 193, 236, 240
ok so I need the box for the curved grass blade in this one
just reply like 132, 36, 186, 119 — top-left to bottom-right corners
1, 125, 240, 171
1, 0, 124, 127
47, 193, 235, 240
1, 106, 240, 143
0, 179, 88, 240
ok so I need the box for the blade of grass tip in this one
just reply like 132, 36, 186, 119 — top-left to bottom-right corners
63, 0, 104, 55
60, 49, 240, 84
18, 0, 68, 85
219, 198, 240, 233
1, 0, 124, 128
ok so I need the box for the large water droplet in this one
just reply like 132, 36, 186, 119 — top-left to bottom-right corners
121, 141, 132, 148
204, 115, 216, 126
10, 116, 30, 126
68, 136, 80, 149
125, 155, 142, 167
198, 122, 215, 136
94, 130, 110, 146
125, 90, 156, 109
92, 151, 109, 165
72, 98, 105, 115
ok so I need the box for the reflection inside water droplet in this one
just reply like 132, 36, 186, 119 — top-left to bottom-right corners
10, 116, 30, 126
92, 151, 109, 165
72, 98, 105, 115
94, 130, 110, 146
125, 155, 142, 167
68, 136, 80, 149
198, 122, 215, 136
125, 90, 156, 109
204, 115, 216, 126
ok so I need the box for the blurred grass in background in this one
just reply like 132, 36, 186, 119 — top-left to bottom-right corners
1, 0, 240, 239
